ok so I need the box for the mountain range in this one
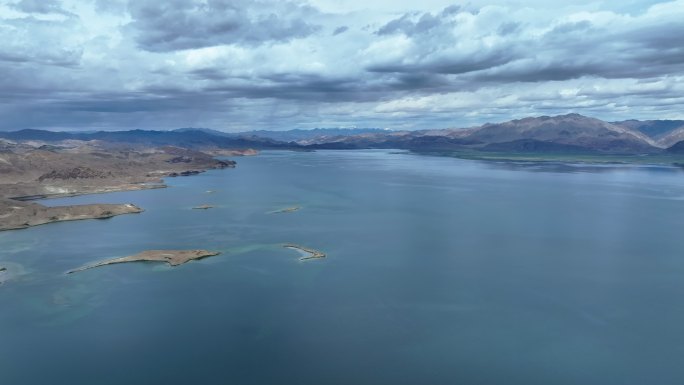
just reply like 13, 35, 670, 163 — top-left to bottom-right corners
300, 114, 684, 154
2, 114, 684, 154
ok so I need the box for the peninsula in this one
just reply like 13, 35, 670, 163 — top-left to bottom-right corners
0, 202, 143, 231
0, 142, 236, 231
67, 250, 221, 274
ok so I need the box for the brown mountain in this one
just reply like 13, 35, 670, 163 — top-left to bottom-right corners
462, 114, 657, 153
305, 114, 660, 153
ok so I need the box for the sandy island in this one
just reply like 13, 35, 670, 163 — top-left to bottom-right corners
283, 244, 326, 261
67, 249, 221, 274
271, 206, 301, 214
192, 205, 214, 210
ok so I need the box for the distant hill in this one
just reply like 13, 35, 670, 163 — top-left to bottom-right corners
655, 128, 684, 148
666, 140, 684, 153
237, 128, 388, 143
173, 127, 236, 137
612, 120, 684, 140
0, 129, 74, 142
0, 129, 292, 150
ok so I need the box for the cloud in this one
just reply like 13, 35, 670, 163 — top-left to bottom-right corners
365, 2, 684, 84
0, 16, 83, 66
376, 11, 443, 36
127, 0, 322, 52
94, 0, 127, 15
332, 25, 348, 35
10, 0, 71, 15
1, 0, 684, 131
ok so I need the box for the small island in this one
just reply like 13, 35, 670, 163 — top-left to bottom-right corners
271, 206, 301, 214
283, 244, 326, 261
67, 249, 221, 274
192, 205, 214, 210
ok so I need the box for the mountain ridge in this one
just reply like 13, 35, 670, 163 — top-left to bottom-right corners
3, 114, 684, 154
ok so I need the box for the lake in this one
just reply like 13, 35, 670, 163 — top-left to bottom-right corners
1, 150, 684, 385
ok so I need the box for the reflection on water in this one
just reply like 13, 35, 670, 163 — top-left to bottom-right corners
1, 150, 684, 385
480, 159, 684, 174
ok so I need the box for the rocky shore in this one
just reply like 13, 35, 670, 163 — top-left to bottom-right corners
67, 250, 221, 274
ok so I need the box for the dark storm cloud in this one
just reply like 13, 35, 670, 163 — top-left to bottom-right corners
202, 74, 375, 102
390, 73, 449, 90
188, 67, 230, 81
467, 18, 684, 84
376, 12, 443, 36
184, 66, 454, 104
128, 0, 322, 52
497, 21, 520, 35
624, 21, 684, 65
368, 49, 517, 76
440, 5, 461, 16
332, 26, 348, 35
366, 4, 684, 86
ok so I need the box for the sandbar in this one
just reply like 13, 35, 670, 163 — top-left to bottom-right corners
271, 206, 301, 214
283, 244, 326, 261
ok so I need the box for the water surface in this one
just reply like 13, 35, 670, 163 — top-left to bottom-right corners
1, 150, 684, 385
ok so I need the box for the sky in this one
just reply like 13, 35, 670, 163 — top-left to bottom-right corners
1, 0, 683, 132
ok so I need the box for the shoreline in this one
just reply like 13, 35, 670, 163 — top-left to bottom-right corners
8, 183, 167, 202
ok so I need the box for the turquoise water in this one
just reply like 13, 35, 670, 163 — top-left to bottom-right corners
1, 150, 684, 385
